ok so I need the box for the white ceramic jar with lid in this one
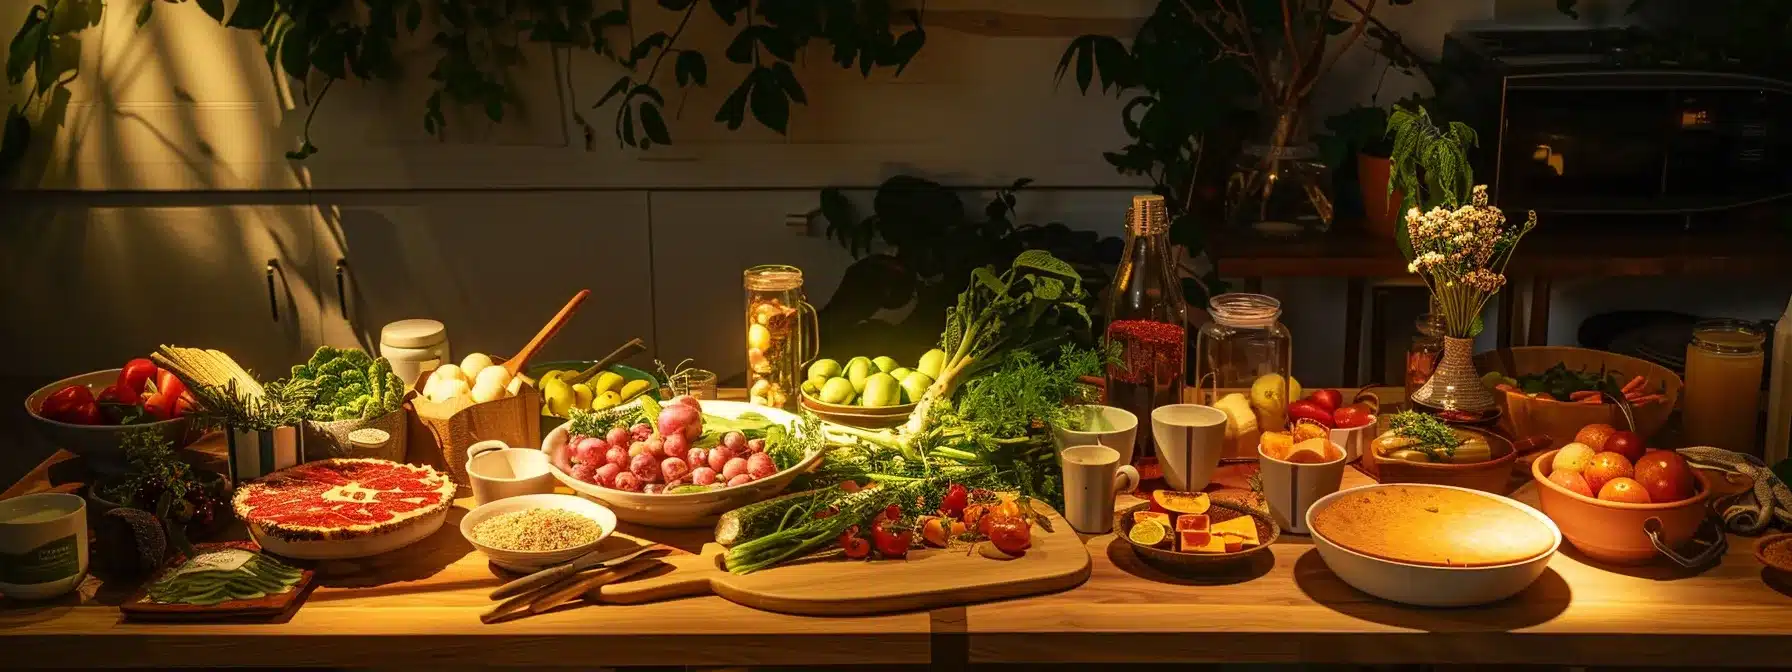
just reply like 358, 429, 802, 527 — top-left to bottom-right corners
380, 319, 450, 389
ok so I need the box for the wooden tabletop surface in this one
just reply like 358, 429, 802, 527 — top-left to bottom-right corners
8, 390, 1792, 667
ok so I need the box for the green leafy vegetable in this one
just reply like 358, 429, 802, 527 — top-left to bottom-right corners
1512, 362, 1626, 401
1386, 410, 1463, 459
289, 347, 405, 422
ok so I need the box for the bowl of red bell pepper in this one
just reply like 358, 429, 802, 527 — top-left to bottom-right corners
26, 358, 200, 474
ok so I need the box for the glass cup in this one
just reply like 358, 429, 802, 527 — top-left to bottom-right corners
672, 368, 719, 400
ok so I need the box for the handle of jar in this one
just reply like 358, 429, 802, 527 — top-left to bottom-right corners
798, 300, 821, 368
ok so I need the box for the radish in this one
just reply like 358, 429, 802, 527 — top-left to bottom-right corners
746, 452, 776, 479
657, 404, 703, 441
644, 436, 665, 459
722, 457, 748, 481
605, 446, 629, 468
669, 394, 702, 411
691, 466, 718, 486
708, 445, 736, 472
606, 427, 631, 446
746, 437, 766, 453
573, 437, 608, 465
663, 433, 690, 460
629, 453, 660, 482
721, 431, 747, 452
612, 472, 642, 492
661, 457, 691, 483
594, 463, 623, 487
726, 474, 753, 487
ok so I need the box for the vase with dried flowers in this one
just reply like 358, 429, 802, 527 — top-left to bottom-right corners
1406, 185, 1538, 414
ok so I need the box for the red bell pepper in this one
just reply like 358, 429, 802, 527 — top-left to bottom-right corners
1286, 398, 1335, 429
39, 384, 102, 425
116, 358, 158, 398
142, 393, 178, 421
154, 369, 188, 402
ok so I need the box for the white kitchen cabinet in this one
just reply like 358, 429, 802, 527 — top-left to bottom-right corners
0, 201, 317, 378
310, 192, 654, 369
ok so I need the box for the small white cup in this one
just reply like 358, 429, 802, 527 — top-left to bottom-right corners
1052, 405, 1140, 466
467, 440, 556, 506
0, 492, 89, 600
1151, 404, 1229, 491
1257, 440, 1347, 535
1059, 444, 1140, 535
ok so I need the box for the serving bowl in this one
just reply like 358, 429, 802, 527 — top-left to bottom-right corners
1530, 448, 1719, 566
542, 400, 826, 528
1307, 483, 1561, 607
527, 361, 662, 435
1116, 500, 1278, 573
26, 369, 198, 474
1474, 346, 1682, 453
799, 392, 914, 429
1361, 424, 1547, 495
461, 493, 618, 572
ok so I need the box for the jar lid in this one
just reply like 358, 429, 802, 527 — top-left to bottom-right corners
1208, 293, 1282, 329
381, 319, 447, 349
347, 428, 391, 448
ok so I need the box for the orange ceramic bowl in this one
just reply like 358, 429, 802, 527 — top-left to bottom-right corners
1530, 448, 1712, 565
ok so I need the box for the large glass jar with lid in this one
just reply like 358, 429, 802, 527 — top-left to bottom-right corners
1193, 293, 1294, 460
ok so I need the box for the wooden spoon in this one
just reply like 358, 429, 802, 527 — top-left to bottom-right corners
503, 289, 590, 377
568, 338, 648, 385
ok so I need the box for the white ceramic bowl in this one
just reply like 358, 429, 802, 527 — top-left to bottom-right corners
541, 400, 825, 528
1306, 483, 1561, 607
25, 369, 197, 474
1328, 420, 1378, 462
460, 493, 618, 572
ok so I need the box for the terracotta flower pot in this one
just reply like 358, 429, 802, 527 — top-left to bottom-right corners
1357, 153, 1404, 238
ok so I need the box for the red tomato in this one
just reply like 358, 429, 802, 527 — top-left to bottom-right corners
154, 369, 188, 401
940, 483, 969, 517
1308, 389, 1343, 412
142, 392, 178, 421
872, 526, 912, 558
987, 515, 1031, 555
1286, 399, 1334, 428
1331, 405, 1375, 429
115, 359, 158, 397
842, 536, 871, 559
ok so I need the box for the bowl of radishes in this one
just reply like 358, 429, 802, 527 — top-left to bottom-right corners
541, 396, 826, 528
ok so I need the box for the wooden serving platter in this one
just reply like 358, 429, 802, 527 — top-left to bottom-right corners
119, 541, 316, 623
597, 505, 1091, 616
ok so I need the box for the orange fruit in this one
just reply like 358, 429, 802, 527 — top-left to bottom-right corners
1133, 510, 1171, 528
1597, 477, 1653, 504
1260, 431, 1294, 460
1575, 423, 1617, 452
1176, 514, 1210, 532
1151, 490, 1211, 515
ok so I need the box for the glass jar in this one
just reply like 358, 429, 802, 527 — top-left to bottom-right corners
1194, 294, 1294, 460
1405, 313, 1446, 402
744, 265, 819, 411
379, 319, 450, 389
1103, 195, 1190, 468
1683, 319, 1767, 455
1224, 108, 1335, 236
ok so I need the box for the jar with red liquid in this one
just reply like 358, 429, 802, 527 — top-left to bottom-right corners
1193, 293, 1293, 460
1103, 194, 1190, 469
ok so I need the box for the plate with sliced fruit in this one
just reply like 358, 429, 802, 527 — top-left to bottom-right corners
1117, 491, 1278, 572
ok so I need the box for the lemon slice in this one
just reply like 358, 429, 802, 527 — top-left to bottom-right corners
1128, 519, 1168, 548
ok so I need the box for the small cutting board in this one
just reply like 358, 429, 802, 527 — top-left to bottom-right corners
596, 505, 1090, 616
120, 541, 315, 623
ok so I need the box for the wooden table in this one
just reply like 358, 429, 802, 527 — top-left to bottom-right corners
1212, 224, 1792, 385
8, 395, 1792, 667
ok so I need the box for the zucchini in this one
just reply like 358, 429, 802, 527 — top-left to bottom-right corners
713, 485, 847, 547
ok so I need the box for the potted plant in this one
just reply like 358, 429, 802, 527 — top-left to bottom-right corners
87, 428, 233, 555
1385, 104, 1478, 259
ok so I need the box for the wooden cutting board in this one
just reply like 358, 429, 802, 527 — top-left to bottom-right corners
597, 505, 1090, 616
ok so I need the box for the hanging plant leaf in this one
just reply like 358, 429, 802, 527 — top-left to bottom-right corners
227, 0, 277, 29
196, 0, 226, 23
674, 49, 706, 87
770, 62, 805, 104
639, 102, 671, 146
746, 67, 788, 134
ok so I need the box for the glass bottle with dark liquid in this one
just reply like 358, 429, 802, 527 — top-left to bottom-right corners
1103, 195, 1189, 472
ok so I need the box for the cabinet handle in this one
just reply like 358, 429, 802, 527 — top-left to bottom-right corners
265, 259, 281, 322
334, 259, 350, 317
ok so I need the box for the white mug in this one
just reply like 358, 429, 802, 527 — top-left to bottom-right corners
1052, 405, 1140, 466
1150, 404, 1229, 491
1059, 444, 1140, 535
467, 440, 556, 506
1257, 440, 1347, 535
0, 492, 89, 600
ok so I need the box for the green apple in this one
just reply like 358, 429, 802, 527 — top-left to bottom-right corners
845, 357, 874, 394
820, 377, 856, 405
900, 371, 933, 404
861, 373, 901, 407
917, 348, 946, 379
872, 356, 900, 373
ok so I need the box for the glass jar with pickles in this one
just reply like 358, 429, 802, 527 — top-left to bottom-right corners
744, 265, 819, 411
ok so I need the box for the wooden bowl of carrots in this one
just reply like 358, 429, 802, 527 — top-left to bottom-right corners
1473, 346, 1681, 454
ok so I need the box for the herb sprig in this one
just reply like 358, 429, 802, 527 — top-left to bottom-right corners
1386, 410, 1463, 458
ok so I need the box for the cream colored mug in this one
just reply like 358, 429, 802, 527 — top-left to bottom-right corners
467, 440, 557, 506
1060, 444, 1141, 535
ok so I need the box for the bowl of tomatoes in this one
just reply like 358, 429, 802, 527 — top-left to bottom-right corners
26, 359, 200, 474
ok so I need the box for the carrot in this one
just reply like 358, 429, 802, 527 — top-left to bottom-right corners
1621, 375, 1647, 395
1569, 390, 1601, 401
1533, 392, 1555, 401
1579, 396, 1603, 405
1495, 383, 1520, 394
1629, 394, 1666, 406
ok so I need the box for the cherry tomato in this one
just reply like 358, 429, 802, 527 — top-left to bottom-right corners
940, 483, 969, 517
872, 526, 912, 558
884, 504, 903, 522
842, 536, 871, 559
987, 515, 1032, 555
1308, 389, 1344, 412
115, 359, 158, 398
961, 504, 988, 535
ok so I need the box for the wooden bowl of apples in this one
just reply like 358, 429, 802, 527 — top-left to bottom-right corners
1530, 431, 1718, 566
